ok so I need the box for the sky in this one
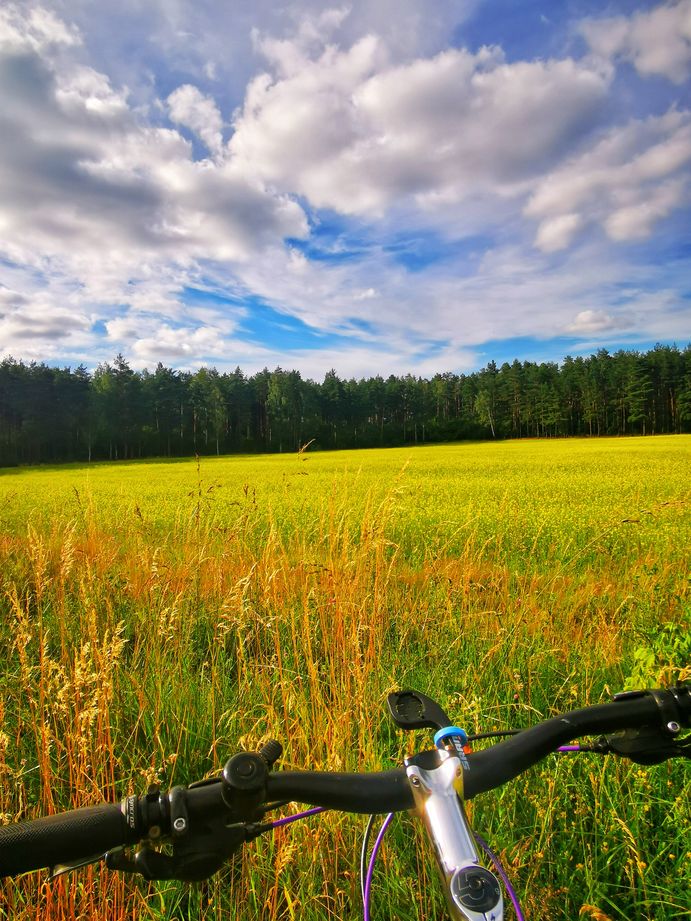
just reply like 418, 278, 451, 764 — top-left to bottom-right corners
0, 0, 689, 380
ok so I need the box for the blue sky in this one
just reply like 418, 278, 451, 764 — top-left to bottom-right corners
0, 0, 689, 380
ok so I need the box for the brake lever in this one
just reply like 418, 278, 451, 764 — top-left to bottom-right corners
599, 725, 690, 764
105, 820, 265, 881
48, 852, 105, 880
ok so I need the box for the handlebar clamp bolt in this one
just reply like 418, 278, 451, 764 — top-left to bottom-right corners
667, 721, 681, 734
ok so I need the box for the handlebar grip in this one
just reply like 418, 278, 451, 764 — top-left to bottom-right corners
0, 803, 137, 877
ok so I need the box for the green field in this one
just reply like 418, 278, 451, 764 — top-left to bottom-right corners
1, 436, 690, 920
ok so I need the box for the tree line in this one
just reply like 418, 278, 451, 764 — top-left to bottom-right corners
0, 344, 689, 466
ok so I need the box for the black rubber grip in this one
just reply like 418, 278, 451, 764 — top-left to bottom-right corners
0, 803, 137, 877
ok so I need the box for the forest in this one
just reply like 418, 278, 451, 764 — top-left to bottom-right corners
0, 344, 689, 465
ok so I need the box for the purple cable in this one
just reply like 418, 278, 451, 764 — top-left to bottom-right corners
363, 812, 394, 921
268, 810, 527, 920
474, 831, 526, 921
558, 745, 581, 752
268, 806, 326, 829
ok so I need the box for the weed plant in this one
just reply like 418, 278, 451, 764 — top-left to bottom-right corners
0, 437, 689, 920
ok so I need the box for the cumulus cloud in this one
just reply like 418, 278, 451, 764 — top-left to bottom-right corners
526, 110, 691, 249
251, 5, 353, 77
230, 36, 609, 214
167, 84, 224, 155
103, 309, 251, 369
131, 324, 228, 362
0, 4, 310, 359
582, 0, 691, 84
0, 3, 80, 53
0, 42, 307, 266
566, 309, 632, 334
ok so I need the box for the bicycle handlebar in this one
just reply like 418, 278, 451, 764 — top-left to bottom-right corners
266, 685, 690, 808
1, 684, 688, 879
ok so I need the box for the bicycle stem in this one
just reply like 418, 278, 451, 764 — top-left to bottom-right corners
406, 749, 503, 921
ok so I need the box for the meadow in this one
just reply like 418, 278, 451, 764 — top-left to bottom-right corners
0, 435, 689, 920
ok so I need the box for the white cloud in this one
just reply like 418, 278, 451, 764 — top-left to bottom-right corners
252, 5, 352, 78
0, 3, 80, 53
55, 65, 129, 117
526, 110, 691, 249
582, 0, 691, 84
0, 284, 92, 362
0, 285, 29, 309
566, 309, 632, 334
534, 213, 584, 252
131, 324, 227, 361
605, 178, 686, 240
230, 37, 608, 215
42, 0, 479, 128
167, 84, 224, 155
268, 344, 481, 381
0, 5, 309, 359
0, 44, 307, 269
104, 309, 252, 369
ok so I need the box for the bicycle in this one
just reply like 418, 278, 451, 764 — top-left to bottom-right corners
1, 685, 689, 920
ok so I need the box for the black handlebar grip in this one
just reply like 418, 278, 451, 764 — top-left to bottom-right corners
0, 803, 138, 878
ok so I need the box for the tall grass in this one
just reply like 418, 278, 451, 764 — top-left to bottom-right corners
0, 437, 689, 919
